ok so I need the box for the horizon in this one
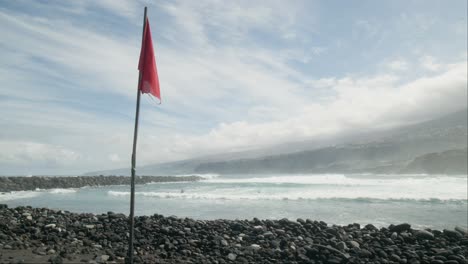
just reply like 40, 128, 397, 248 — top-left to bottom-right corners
1, 0, 467, 175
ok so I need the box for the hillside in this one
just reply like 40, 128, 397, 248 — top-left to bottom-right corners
86, 109, 467, 176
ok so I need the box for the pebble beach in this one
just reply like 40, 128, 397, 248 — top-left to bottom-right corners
1, 204, 467, 264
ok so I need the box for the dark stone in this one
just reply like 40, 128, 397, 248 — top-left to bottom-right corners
390, 254, 401, 262
444, 229, 462, 239
390, 223, 411, 233
359, 249, 373, 258
415, 230, 435, 240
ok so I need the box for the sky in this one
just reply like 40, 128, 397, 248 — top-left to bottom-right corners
0, 0, 466, 175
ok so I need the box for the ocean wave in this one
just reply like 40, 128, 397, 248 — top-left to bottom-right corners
205, 174, 467, 186
0, 191, 40, 201
106, 190, 466, 204
175, 173, 220, 179
48, 188, 77, 194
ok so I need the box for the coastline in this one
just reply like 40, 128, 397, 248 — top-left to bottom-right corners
0, 205, 467, 264
0, 176, 202, 192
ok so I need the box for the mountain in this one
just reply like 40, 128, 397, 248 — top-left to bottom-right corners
86, 109, 467, 176
401, 148, 467, 174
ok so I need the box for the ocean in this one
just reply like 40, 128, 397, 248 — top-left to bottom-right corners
1, 174, 467, 230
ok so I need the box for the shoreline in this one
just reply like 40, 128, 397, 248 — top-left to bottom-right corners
1, 205, 467, 263
0, 176, 202, 192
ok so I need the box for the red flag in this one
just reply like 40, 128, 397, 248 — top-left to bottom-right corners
138, 18, 160, 100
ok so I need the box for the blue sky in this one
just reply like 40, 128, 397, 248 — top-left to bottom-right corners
0, 0, 466, 175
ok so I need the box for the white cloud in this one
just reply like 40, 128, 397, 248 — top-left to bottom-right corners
109, 154, 121, 162
0, 141, 80, 165
386, 59, 409, 71
0, 1, 466, 174
134, 60, 467, 165
420, 55, 441, 72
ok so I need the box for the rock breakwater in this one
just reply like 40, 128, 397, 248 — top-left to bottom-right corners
0, 176, 202, 192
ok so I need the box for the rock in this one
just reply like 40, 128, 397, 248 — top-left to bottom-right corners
49, 255, 63, 264
390, 223, 411, 233
85, 225, 95, 229
390, 254, 401, 262
359, 249, 372, 258
348, 241, 360, 248
95, 255, 109, 263
455, 226, 467, 236
328, 257, 343, 264
221, 240, 228, 246
336, 241, 347, 250
227, 253, 237, 261
47, 249, 56, 255
250, 244, 261, 250
3, 244, 12, 249
444, 229, 462, 239
391, 232, 398, 240
415, 230, 434, 240
364, 224, 378, 231
45, 224, 56, 228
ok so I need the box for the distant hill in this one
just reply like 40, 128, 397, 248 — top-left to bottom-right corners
86, 109, 467, 176
401, 148, 467, 174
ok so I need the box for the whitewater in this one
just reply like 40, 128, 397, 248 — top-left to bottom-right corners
2, 174, 467, 230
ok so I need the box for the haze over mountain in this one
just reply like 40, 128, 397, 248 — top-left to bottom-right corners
86, 109, 467, 176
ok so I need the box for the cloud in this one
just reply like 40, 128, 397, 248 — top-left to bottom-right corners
142, 60, 466, 161
386, 59, 409, 71
0, 1, 466, 174
420, 55, 441, 72
108, 154, 121, 162
0, 141, 80, 166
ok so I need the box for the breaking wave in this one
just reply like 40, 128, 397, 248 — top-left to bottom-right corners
48, 188, 77, 194
107, 190, 466, 203
0, 191, 40, 201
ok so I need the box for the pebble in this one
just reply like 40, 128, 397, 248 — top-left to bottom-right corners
0, 204, 466, 263
227, 253, 237, 261
415, 230, 435, 240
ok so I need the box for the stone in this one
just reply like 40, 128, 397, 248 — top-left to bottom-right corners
444, 229, 462, 239
95, 255, 109, 263
47, 249, 56, 255
45, 224, 56, 228
49, 255, 63, 264
359, 249, 372, 258
348, 241, 360, 248
390, 254, 401, 262
390, 223, 411, 233
455, 226, 468, 236
336, 241, 347, 250
250, 244, 261, 250
415, 230, 434, 240
227, 253, 237, 261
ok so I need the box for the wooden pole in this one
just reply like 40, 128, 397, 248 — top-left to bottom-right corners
127, 6, 147, 264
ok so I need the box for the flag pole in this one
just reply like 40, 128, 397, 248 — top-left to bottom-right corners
127, 6, 147, 264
